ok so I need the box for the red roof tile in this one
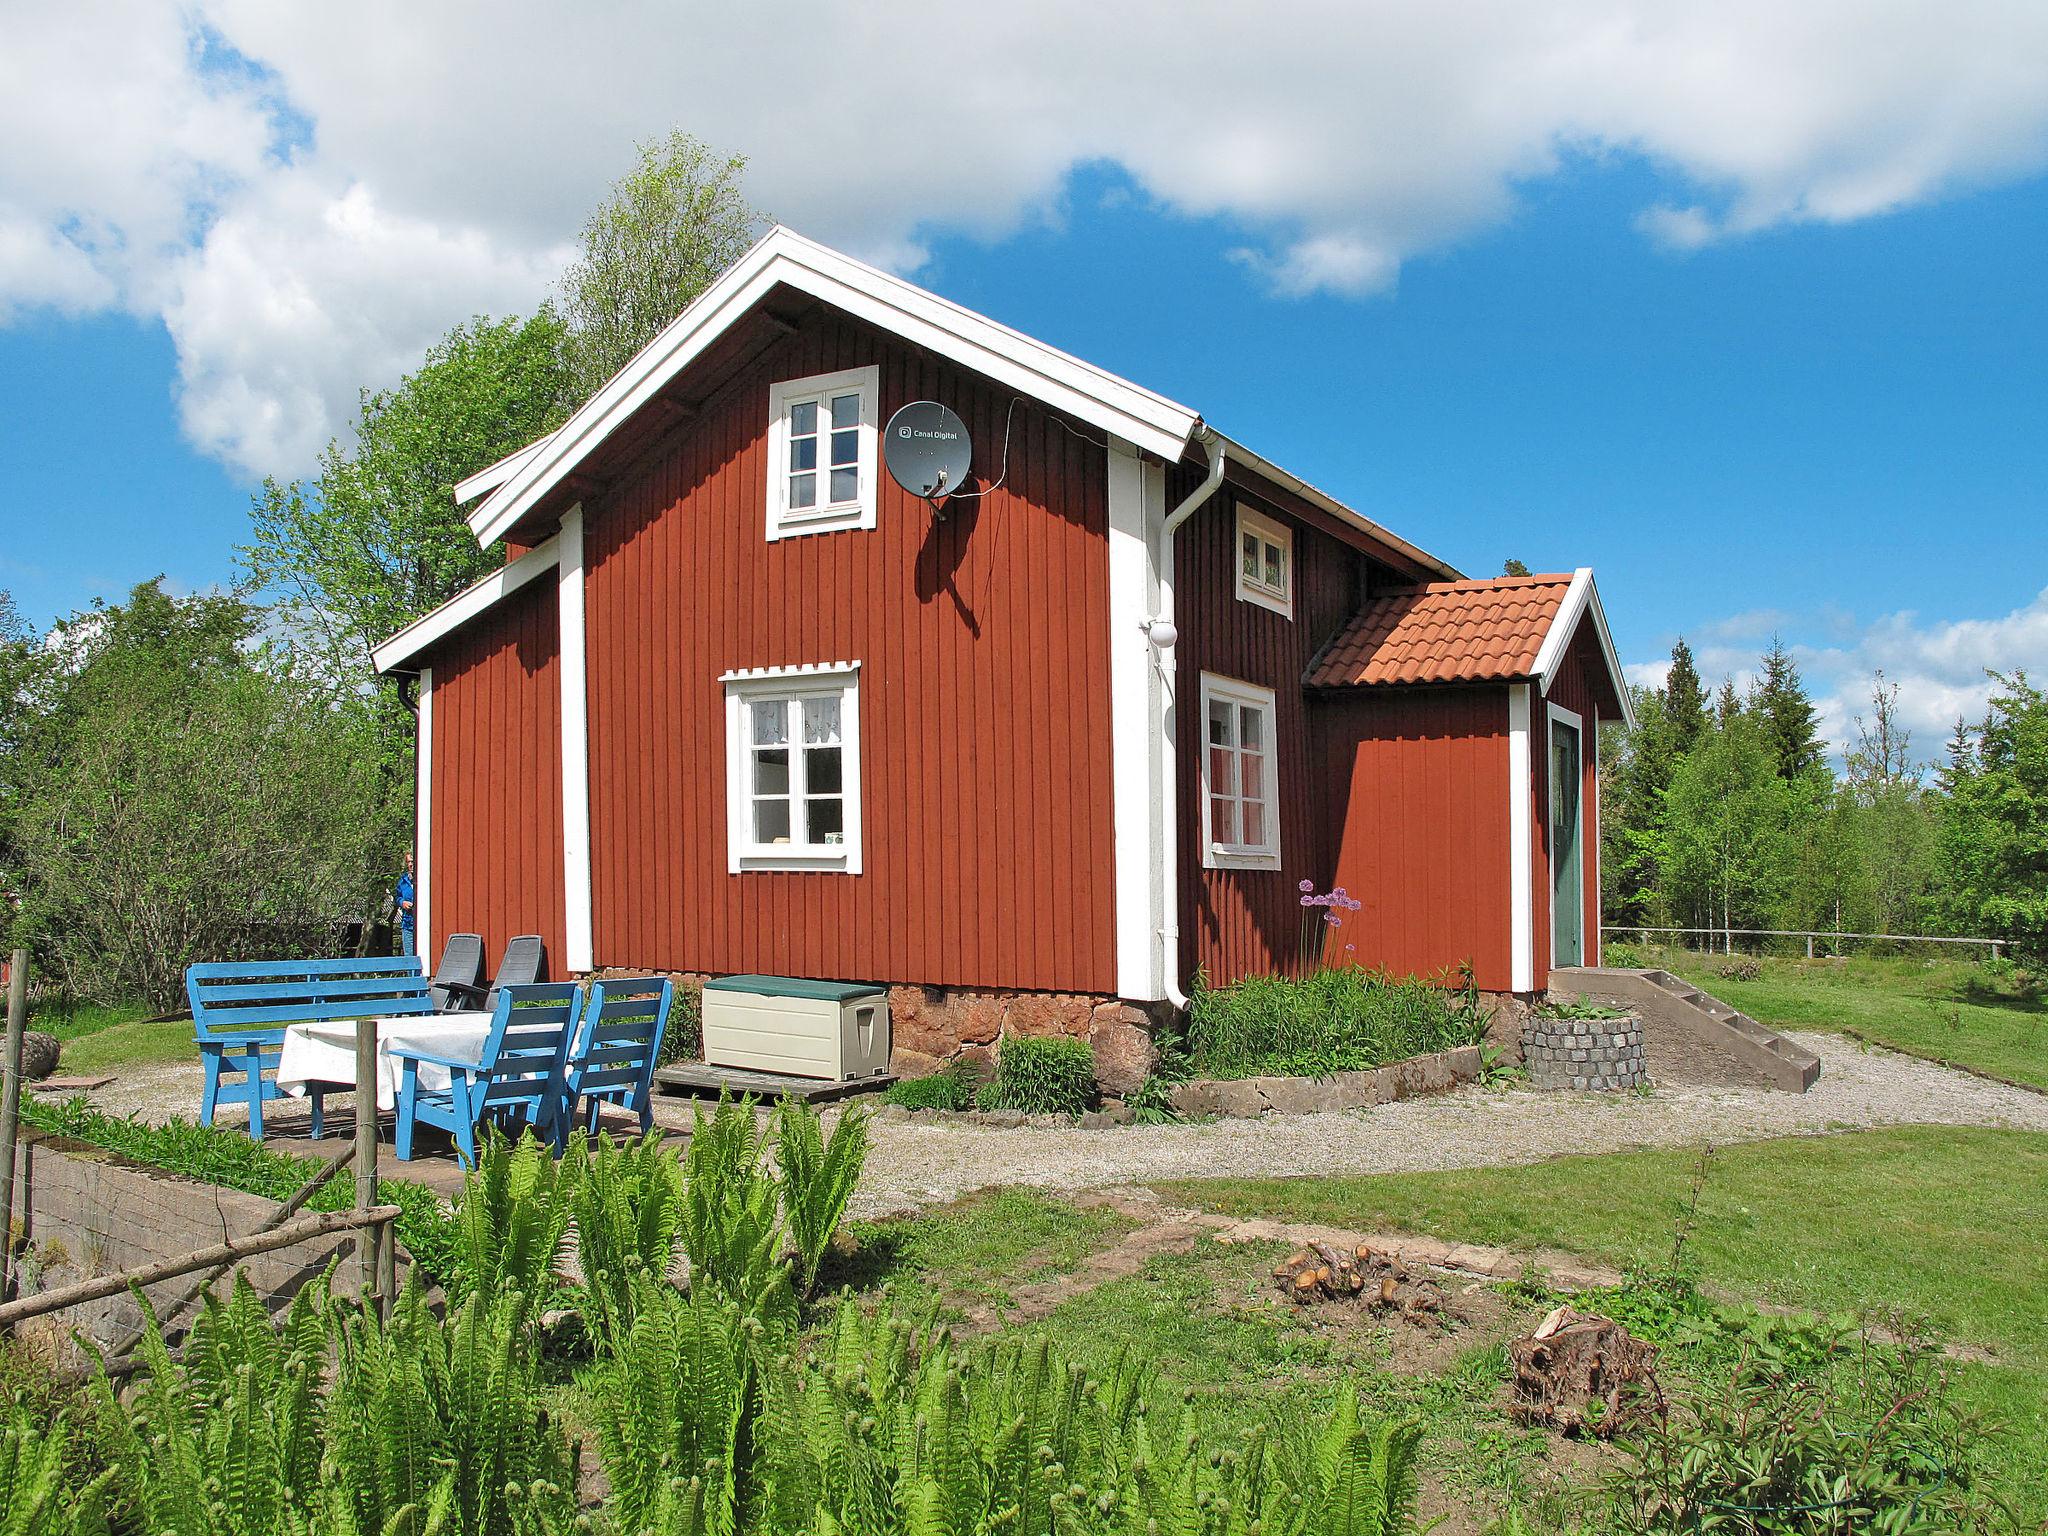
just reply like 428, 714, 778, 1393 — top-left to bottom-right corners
1305, 574, 1575, 688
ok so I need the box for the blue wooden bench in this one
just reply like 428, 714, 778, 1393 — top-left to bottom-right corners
185, 957, 436, 1139
390, 982, 583, 1165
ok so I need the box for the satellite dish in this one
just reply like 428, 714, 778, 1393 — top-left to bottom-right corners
883, 401, 972, 500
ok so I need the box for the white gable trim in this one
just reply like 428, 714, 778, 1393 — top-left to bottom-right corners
1530, 567, 1636, 728
371, 535, 562, 674
466, 226, 1201, 548
455, 433, 557, 506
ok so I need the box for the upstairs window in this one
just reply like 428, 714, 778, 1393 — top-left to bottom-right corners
766, 367, 879, 538
723, 663, 863, 871
1235, 503, 1293, 618
1200, 673, 1282, 870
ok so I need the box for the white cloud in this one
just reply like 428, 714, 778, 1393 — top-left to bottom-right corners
5, 1, 2048, 478
1632, 587, 2048, 766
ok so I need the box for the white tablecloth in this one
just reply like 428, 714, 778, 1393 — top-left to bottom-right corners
276, 1012, 494, 1111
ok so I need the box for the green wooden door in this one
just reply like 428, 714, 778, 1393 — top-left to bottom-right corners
1550, 718, 1583, 968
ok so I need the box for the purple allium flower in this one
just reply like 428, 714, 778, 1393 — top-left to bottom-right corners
1325, 914, 1342, 928
1346, 897, 1363, 911
1300, 895, 1315, 907
1298, 878, 1314, 893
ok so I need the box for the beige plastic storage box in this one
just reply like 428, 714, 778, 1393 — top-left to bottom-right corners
700, 975, 891, 1081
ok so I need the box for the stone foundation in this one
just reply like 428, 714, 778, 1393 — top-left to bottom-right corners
888, 985, 1162, 1096
1522, 1010, 1646, 1091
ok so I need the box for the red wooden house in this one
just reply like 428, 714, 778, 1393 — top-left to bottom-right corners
373, 228, 1631, 1072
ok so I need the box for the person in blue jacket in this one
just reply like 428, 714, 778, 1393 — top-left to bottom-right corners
395, 851, 417, 957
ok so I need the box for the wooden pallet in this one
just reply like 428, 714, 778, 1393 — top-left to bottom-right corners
653, 1061, 894, 1104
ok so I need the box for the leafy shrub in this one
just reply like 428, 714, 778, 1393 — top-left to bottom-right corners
449, 1128, 575, 1307
882, 1058, 979, 1111
655, 977, 704, 1068
681, 1095, 797, 1331
1123, 1073, 1181, 1123
570, 1129, 686, 1354
0, 1402, 108, 1536
772, 1096, 870, 1297
976, 1033, 1098, 1115
1616, 1327, 1990, 1534
1187, 965, 1488, 1079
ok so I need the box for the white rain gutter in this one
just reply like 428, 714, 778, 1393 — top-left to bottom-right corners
1150, 428, 1228, 1010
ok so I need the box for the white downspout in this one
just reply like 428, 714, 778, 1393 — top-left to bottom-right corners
1150, 430, 1227, 1010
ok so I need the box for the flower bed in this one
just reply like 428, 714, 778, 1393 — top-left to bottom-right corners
1165, 1043, 1483, 1119
1184, 962, 1489, 1079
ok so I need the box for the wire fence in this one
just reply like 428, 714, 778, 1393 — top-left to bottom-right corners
1601, 925, 2007, 961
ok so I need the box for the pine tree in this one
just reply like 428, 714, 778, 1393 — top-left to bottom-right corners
1502, 558, 1531, 577
1715, 677, 1741, 725
1751, 637, 1826, 782
1665, 639, 1708, 751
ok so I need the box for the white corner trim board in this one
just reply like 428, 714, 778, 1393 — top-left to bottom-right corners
1106, 439, 1160, 1000
1508, 682, 1535, 993
372, 536, 562, 674
415, 666, 433, 965
557, 508, 593, 974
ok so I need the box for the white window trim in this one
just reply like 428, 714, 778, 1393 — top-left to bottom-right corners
1233, 502, 1294, 620
1199, 672, 1282, 871
765, 365, 880, 540
723, 662, 863, 873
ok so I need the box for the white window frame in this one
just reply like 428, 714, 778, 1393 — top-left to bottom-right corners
722, 662, 863, 873
1233, 502, 1294, 619
1199, 672, 1282, 871
765, 366, 880, 539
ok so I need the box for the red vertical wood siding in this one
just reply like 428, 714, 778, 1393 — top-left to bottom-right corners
1170, 471, 1366, 986
1532, 614, 1615, 981
1312, 688, 1514, 990
427, 577, 567, 973
581, 311, 1116, 993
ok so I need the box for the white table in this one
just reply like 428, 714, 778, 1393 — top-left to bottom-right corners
276, 1012, 494, 1111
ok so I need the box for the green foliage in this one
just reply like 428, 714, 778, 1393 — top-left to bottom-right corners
1123, 1073, 1182, 1123
1186, 966, 1485, 1079
656, 978, 704, 1069
771, 1096, 870, 1297
0, 1403, 108, 1536
681, 1095, 797, 1332
882, 1059, 979, 1112
450, 1129, 576, 1307
571, 1129, 686, 1354
1938, 673, 2048, 963
1653, 708, 1814, 935
1533, 1000, 1630, 1022
557, 131, 762, 401
8, 581, 392, 1007
977, 1034, 1098, 1115
1616, 1331, 1990, 1534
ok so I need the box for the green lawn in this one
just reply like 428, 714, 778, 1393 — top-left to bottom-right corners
1652, 948, 2048, 1090
44, 1015, 194, 1075
1160, 1126, 2048, 1527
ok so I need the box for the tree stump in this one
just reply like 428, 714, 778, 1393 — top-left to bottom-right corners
1508, 1305, 1657, 1437
1271, 1243, 1449, 1321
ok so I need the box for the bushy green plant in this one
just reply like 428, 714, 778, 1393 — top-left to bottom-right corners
1187, 966, 1485, 1079
0, 1404, 109, 1536
655, 978, 704, 1069
977, 1034, 1098, 1115
1123, 1074, 1181, 1123
681, 1095, 796, 1332
449, 1129, 576, 1307
1616, 1328, 1990, 1534
1533, 999, 1632, 1022
570, 1129, 687, 1354
882, 1059, 978, 1111
772, 1097, 870, 1297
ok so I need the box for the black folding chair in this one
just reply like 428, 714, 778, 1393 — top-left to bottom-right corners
443, 934, 546, 1012
429, 933, 485, 1011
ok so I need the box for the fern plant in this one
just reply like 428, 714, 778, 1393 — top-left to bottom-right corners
450, 1128, 579, 1309
572, 1129, 687, 1354
771, 1096, 870, 1297
0, 1404, 109, 1536
681, 1095, 795, 1332
589, 1275, 757, 1536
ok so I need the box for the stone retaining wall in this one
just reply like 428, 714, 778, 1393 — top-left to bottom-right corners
1521, 1012, 1646, 1091
1166, 1044, 1482, 1118
4, 1133, 372, 1359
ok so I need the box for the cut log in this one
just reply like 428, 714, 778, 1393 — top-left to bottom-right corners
1272, 1243, 1456, 1323
1508, 1306, 1657, 1437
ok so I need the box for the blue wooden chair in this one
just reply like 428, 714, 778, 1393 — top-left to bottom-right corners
557, 977, 675, 1143
187, 957, 435, 1140
389, 982, 582, 1164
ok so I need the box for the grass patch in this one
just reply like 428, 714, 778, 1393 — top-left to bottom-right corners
53, 1016, 195, 1074
847, 1186, 1132, 1310
1186, 965, 1489, 1078
31, 998, 154, 1043
1662, 949, 2048, 1091
1159, 1126, 2048, 1527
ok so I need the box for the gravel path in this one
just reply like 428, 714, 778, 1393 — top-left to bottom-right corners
47, 1031, 2048, 1221
846, 1032, 2048, 1217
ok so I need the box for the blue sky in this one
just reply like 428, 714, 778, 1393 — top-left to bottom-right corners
5, 3, 2048, 754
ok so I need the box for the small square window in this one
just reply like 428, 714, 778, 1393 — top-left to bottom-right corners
767, 368, 879, 539
1200, 673, 1282, 870
724, 664, 863, 872
1234, 503, 1294, 619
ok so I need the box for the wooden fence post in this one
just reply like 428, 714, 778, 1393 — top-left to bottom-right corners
0, 949, 27, 1304
354, 1016, 383, 1314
